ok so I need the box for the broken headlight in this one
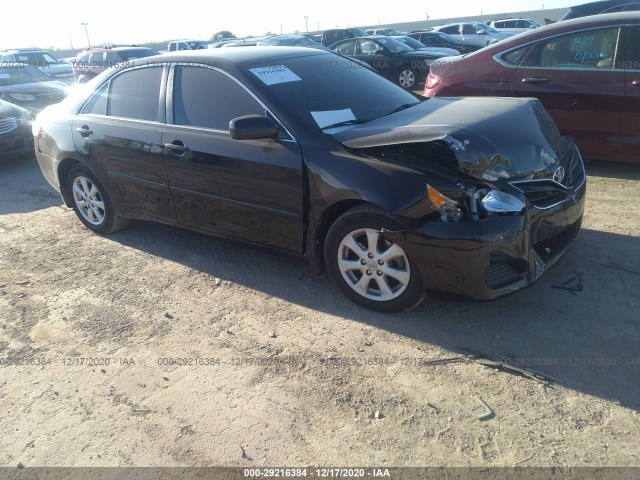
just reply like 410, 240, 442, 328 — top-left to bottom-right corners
427, 184, 463, 222
481, 190, 525, 214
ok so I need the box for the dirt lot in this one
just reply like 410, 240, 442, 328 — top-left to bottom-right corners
0, 154, 639, 468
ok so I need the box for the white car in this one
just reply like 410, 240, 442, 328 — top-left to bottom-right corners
432, 22, 513, 47
489, 18, 542, 33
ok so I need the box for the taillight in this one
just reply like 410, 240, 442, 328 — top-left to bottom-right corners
425, 73, 440, 90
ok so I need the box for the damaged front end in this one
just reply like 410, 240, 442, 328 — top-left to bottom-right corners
335, 96, 587, 299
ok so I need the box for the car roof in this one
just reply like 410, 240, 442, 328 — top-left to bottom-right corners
570, 0, 636, 10
136, 46, 328, 67
477, 11, 640, 52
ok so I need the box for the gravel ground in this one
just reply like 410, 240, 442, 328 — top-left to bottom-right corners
0, 154, 639, 467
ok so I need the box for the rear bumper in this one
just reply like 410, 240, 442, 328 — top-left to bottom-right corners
385, 169, 586, 301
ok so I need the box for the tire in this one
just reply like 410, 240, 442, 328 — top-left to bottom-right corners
64, 164, 129, 234
324, 205, 425, 313
396, 66, 418, 89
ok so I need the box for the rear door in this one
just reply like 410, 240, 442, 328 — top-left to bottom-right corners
505, 25, 624, 159
162, 64, 304, 253
71, 65, 176, 221
620, 25, 640, 160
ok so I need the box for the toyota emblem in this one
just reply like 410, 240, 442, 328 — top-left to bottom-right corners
553, 166, 565, 183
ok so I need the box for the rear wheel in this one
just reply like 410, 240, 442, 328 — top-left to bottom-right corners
324, 205, 425, 312
65, 164, 128, 234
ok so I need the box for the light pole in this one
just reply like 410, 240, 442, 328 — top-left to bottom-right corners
426, 12, 430, 28
81, 22, 91, 48
304, 16, 308, 32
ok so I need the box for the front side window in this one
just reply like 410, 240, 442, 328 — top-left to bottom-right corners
333, 40, 356, 55
536, 27, 620, 69
172, 66, 264, 131
108, 67, 163, 121
503, 27, 621, 69
359, 39, 380, 55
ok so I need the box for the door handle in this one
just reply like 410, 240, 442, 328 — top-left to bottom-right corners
75, 126, 93, 136
522, 77, 550, 84
164, 141, 190, 155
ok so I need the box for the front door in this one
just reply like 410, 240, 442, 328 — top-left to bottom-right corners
163, 64, 304, 253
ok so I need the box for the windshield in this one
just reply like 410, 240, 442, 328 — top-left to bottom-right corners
436, 32, 462, 44
475, 23, 499, 33
394, 36, 426, 49
352, 28, 368, 37
5, 51, 60, 66
0, 65, 53, 85
117, 48, 159, 60
242, 53, 420, 132
376, 37, 414, 53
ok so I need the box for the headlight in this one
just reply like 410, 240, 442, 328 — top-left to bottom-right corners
8, 93, 36, 102
427, 184, 462, 222
481, 190, 525, 214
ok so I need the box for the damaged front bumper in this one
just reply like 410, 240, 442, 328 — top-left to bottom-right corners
385, 161, 587, 301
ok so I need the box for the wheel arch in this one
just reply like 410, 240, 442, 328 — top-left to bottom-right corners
309, 199, 371, 275
57, 158, 82, 207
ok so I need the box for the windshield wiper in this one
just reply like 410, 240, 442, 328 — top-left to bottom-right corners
320, 119, 371, 131
385, 103, 417, 116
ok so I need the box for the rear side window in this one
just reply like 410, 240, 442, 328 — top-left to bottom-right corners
108, 67, 163, 121
172, 66, 264, 130
82, 82, 109, 115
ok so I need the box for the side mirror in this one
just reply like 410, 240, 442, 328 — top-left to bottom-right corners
477, 30, 487, 35
230, 115, 279, 140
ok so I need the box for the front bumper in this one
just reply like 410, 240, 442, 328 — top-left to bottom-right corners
0, 123, 33, 159
385, 160, 587, 301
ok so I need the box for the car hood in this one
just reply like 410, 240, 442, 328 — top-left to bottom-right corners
334, 96, 564, 181
0, 81, 68, 111
38, 63, 74, 75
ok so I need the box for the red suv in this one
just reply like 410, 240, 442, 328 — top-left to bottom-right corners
423, 12, 640, 163
73, 46, 159, 83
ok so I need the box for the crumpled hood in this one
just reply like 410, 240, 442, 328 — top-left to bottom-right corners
335, 97, 564, 181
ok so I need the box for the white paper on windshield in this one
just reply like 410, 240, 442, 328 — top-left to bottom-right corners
310, 109, 356, 129
0, 74, 10, 80
249, 65, 302, 85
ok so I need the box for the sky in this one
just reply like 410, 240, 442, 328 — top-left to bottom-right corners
1, 0, 575, 50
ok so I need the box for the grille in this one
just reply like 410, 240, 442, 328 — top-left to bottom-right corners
511, 153, 585, 210
0, 117, 18, 135
561, 152, 585, 189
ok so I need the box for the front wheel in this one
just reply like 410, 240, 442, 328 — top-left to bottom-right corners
396, 66, 418, 89
324, 205, 425, 313
65, 164, 128, 234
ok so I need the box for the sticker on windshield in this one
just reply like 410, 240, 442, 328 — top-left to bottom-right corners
0, 74, 10, 79
310, 109, 356, 129
249, 65, 302, 85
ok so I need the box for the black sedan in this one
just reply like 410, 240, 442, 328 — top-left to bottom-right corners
33, 47, 585, 312
329, 36, 448, 89
0, 65, 67, 114
0, 99, 32, 160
